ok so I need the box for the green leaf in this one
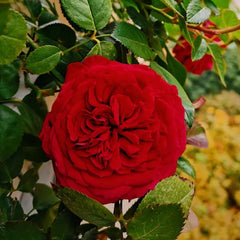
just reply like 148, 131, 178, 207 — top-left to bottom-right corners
177, 157, 196, 179
33, 184, 60, 211
191, 36, 207, 61
166, 50, 186, 86
28, 203, 60, 233
204, 0, 220, 15
178, 16, 194, 46
0, 105, 23, 162
150, 62, 194, 126
0, 221, 47, 240
127, 7, 148, 29
211, 0, 229, 9
0, 61, 20, 100
38, 10, 57, 26
18, 103, 43, 136
0, 194, 24, 223
0, 8, 27, 65
102, 227, 122, 240
54, 186, 116, 228
187, 121, 209, 148
187, 0, 211, 24
83, 227, 98, 240
112, 22, 153, 60
122, 0, 139, 12
34, 74, 57, 90
22, 91, 48, 120
138, 176, 194, 217
17, 167, 39, 192
0, 147, 24, 183
51, 208, 81, 240
158, 0, 183, 16
87, 41, 116, 60
60, 0, 112, 31
23, 0, 42, 19
207, 43, 226, 86
36, 23, 76, 49
22, 134, 48, 163
127, 204, 184, 240
26, 45, 61, 75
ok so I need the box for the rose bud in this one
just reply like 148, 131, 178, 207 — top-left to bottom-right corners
173, 20, 225, 75
40, 56, 186, 204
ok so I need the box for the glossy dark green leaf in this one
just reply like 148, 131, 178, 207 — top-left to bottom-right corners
22, 134, 48, 163
127, 7, 148, 29
150, 62, 194, 126
37, 23, 76, 49
51, 208, 81, 240
187, 0, 211, 24
60, 0, 112, 31
17, 167, 39, 192
204, 0, 220, 15
123, 0, 139, 12
166, 50, 187, 86
83, 227, 98, 240
34, 74, 57, 90
0, 147, 24, 183
28, 203, 60, 233
0, 8, 27, 65
23, 0, 42, 19
112, 22, 153, 60
191, 36, 207, 61
0, 194, 24, 223
22, 91, 48, 120
102, 227, 122, 240
18, 103, 43, 136
0, 105, 23, 162
26, 45, 61, 75
38, 10, 57, 26
0, 61, 20, 100
87, 41, 116, 60
33, 184, 60, 211
208, 43, 226, 86
178, 16, 194, 46
138, 176, 194, 218
177, 157, 196, 179
127, 204, 184, 240
54, 186, 116, 228
0, 221, 47, 240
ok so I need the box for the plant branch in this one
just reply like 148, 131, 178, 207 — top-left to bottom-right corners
27, 34, 38, 49
0, 98, 22, 104
62, 38, 91, 54
142, 3, 176, 21
187, 23, 240, 35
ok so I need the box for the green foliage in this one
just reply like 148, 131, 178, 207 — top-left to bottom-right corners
0, 0, 239, 239
138, 176, 194, 217
26, 46, 61, 75
0, 105, 23, 162
0, 8, 27, 65
112, 22, 153, 60
127, 204, 185, 240
55, 186, 116, 228
60, 0, 112, 31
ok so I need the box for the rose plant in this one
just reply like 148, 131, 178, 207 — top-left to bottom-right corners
0, 0, 240, 239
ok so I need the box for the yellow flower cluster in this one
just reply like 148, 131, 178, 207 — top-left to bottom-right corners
179, 91, 240, 240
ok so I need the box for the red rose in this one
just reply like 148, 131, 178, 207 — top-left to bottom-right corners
173, 21, 225, 75
40, 56, 186, 204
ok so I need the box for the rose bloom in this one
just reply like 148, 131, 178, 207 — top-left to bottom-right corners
173, 21, 225, 75
40, 56, 186, 204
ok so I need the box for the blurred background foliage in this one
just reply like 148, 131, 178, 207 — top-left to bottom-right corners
179, 50, 240, 238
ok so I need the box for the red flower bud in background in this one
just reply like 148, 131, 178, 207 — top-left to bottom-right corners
40, 56, 186, 204
173, 21, 226, 75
